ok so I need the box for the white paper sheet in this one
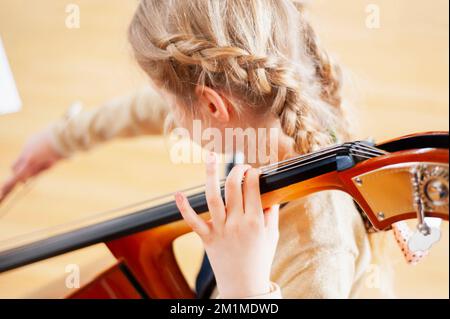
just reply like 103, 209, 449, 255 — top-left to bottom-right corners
0, 37, 22, 115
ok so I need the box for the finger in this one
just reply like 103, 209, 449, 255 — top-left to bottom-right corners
243, 168, 263, 220
225, 164, 251, 220
12, 156, 25, 172
1, 158, 52, 203
11, 159, 37, 184
205, 152, 226, 227
0, 177, 15, 203
0, 173, 21, 203
264, 204, 280, 233
175, 192, 210, 238
1, 159, 28, 202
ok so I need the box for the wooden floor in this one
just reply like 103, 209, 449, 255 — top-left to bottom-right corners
0, 0, 448, 298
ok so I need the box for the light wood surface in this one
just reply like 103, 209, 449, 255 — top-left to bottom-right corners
0, 0, 448, 298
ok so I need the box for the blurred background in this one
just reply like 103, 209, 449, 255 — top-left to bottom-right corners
0, 0, 448, 298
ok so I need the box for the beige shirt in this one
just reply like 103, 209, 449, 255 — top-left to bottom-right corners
49, 86, 169, 157
49, 86, 371, 298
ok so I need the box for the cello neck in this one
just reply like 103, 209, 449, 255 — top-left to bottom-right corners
0, 141, 383, 273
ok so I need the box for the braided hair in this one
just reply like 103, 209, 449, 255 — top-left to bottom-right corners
129, 0, 349, 154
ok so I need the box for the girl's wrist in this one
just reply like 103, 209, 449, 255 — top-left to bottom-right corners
218, 280, 272, 299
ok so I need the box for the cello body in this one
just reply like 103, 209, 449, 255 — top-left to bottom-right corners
66, 132, 449, 299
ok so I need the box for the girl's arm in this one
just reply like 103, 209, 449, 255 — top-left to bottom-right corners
49, 85, 169, 157
0, 85, 169, 202
175, 153, 281, 299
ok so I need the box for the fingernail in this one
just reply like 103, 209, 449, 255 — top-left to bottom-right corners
174, 192, 183, 205
264, 204, 280, 213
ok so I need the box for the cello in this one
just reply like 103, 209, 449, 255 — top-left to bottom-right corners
0, 131, 448, 298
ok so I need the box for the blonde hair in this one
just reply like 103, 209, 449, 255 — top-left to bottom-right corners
128, 0, 397, 297
128, 0, 349, 154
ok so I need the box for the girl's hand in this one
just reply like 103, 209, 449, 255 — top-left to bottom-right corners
0, 128, 63, 203
175, 153, 279, 299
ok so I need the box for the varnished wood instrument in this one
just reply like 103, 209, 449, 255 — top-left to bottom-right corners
0, 131, 448, 298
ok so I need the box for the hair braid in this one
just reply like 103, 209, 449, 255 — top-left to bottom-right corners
293, 1, 343, 110
157, 34, 275, 91
156, 34, 333, 153
129, 0, 348, 155
267, 67, 333, 154
303, 21, 343, 109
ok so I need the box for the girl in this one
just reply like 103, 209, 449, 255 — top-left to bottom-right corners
2, 0, 371, 298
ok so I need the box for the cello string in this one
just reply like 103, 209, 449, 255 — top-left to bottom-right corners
1, 145, 382, 230
349, 153, 376, 160
261, 145, 385, 175
0, 142, 385, 220
262, 150, 378, 178
349, 148, 385, 157
259, 141, 378, 171
351, 143, 387, 155
0, 144, 385, 248
262, 153, 340, 177
261, 142, 386, 174
261, 147, 346, 173
261, 146, 385, 177
260, 143, 362, 173
0, 147, 346, 235
0, 145, 383, 226
259, 144, 346, 171
261, 147, 351, 175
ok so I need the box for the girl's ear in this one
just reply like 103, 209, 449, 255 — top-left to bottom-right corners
195, 86, 230, 123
